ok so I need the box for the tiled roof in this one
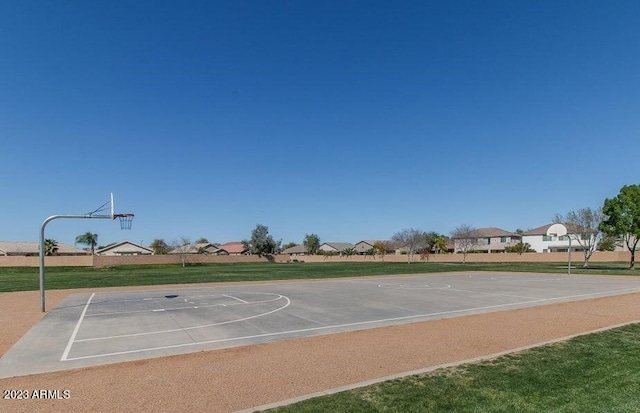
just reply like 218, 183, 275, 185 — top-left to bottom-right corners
521, 224, 554, 236
169, 242, 220, 254
282, 245, 306, 254
320, 242, 354, 251
0, 241, 85, 255
466, 227, 517, 238
522, 223, 579, 236
96, 241, 153, 254
219, 241, 247, 254
356, 240, 390, 246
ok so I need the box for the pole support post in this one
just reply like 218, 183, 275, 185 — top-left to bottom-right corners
39, 214, 112, 312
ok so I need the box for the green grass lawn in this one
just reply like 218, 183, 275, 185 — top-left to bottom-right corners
0, 261, 637, 293
269, 323, 640, 412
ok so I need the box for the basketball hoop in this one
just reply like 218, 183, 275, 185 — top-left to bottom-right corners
114, 214, 135, 230
39, 193, 137, 312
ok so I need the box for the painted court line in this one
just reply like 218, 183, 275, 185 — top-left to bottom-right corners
87, 292, 247, 307
222, 294, 249, 304
466, 274, 567, 282
73, 295, 291, 343
62, 288, 637, 362
60, 292, 95, 361
84, 295, 283, 317
446, 287, 542, 300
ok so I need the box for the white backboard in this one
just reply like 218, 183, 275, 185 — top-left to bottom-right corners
546, 223, 567, 237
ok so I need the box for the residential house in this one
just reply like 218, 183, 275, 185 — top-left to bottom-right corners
354, 240, 377, 254
0, 241, 86, 256
218, 241, 247, 255
96, 241, 153, 256
168, 242, 227, 255
453, 227, 521, 254
353, 240, 396, 254
522, 224, 585, 253
318, 242, 354, 254
443, 242, 456, 254
282, 245, 307, 256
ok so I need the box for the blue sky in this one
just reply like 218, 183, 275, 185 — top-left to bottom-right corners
2, 1, 639, 247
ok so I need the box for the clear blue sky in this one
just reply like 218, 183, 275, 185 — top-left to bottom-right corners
2, 1, 639, 247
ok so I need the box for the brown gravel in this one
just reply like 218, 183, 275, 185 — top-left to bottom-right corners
1, 284, 640, 413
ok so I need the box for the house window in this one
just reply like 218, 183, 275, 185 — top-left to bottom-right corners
500, 236, 508, 243
486, 238, 491, 245
543, 235, 553, 241
559, 235, 569, 241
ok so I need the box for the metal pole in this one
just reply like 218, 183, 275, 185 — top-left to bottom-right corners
568, 236, 572, 276
39, 214, 112, 312
39, 218, 49, 313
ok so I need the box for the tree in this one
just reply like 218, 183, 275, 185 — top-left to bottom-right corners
373, 241, 390, 261
75, 232, 98, 255
363, 247, 377, 259
505, 242, 536, 254
303, 233, 321, 255
150, 239, 171, 255
364, 247, 377, 258
243, 224, 278, 257
554, 207, 604, 268
171, 237, 192, 267
420, 231, 448, 260
600, 184, 640, 270
392, 228, 426, 263
340, 247, 356, 258
282, 242, 298, 250
597, 236, 618, 252
274, 239, 283, 254
451, 225, 478, 263
432, 235, 449, 254
195, 237, 209, 244
44, 239, 58, 256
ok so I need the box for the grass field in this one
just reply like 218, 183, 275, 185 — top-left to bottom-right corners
268, 323, 640, 412
1, 262, 639, 411
0, 261, 638, 293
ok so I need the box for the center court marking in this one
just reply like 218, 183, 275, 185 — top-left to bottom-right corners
376, 283, 452, 290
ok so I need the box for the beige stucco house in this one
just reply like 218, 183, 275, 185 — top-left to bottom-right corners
318, 242, 354, 253
0, 241, 86, 256
96, 241, 154, 256
453, 227, 521, 254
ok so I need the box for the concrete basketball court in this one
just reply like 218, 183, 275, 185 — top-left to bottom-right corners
2, 271, 640, 379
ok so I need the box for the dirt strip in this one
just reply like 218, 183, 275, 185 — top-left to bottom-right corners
1, 285, 640, 413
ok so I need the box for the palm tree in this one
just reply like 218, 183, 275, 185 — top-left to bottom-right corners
75, 232, 99, 255
340, 247, 356, 259
433, 236, 449, 254
44, 239, 59, 256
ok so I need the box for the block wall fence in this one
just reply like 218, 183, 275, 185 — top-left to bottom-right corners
0, 251, 631, 267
